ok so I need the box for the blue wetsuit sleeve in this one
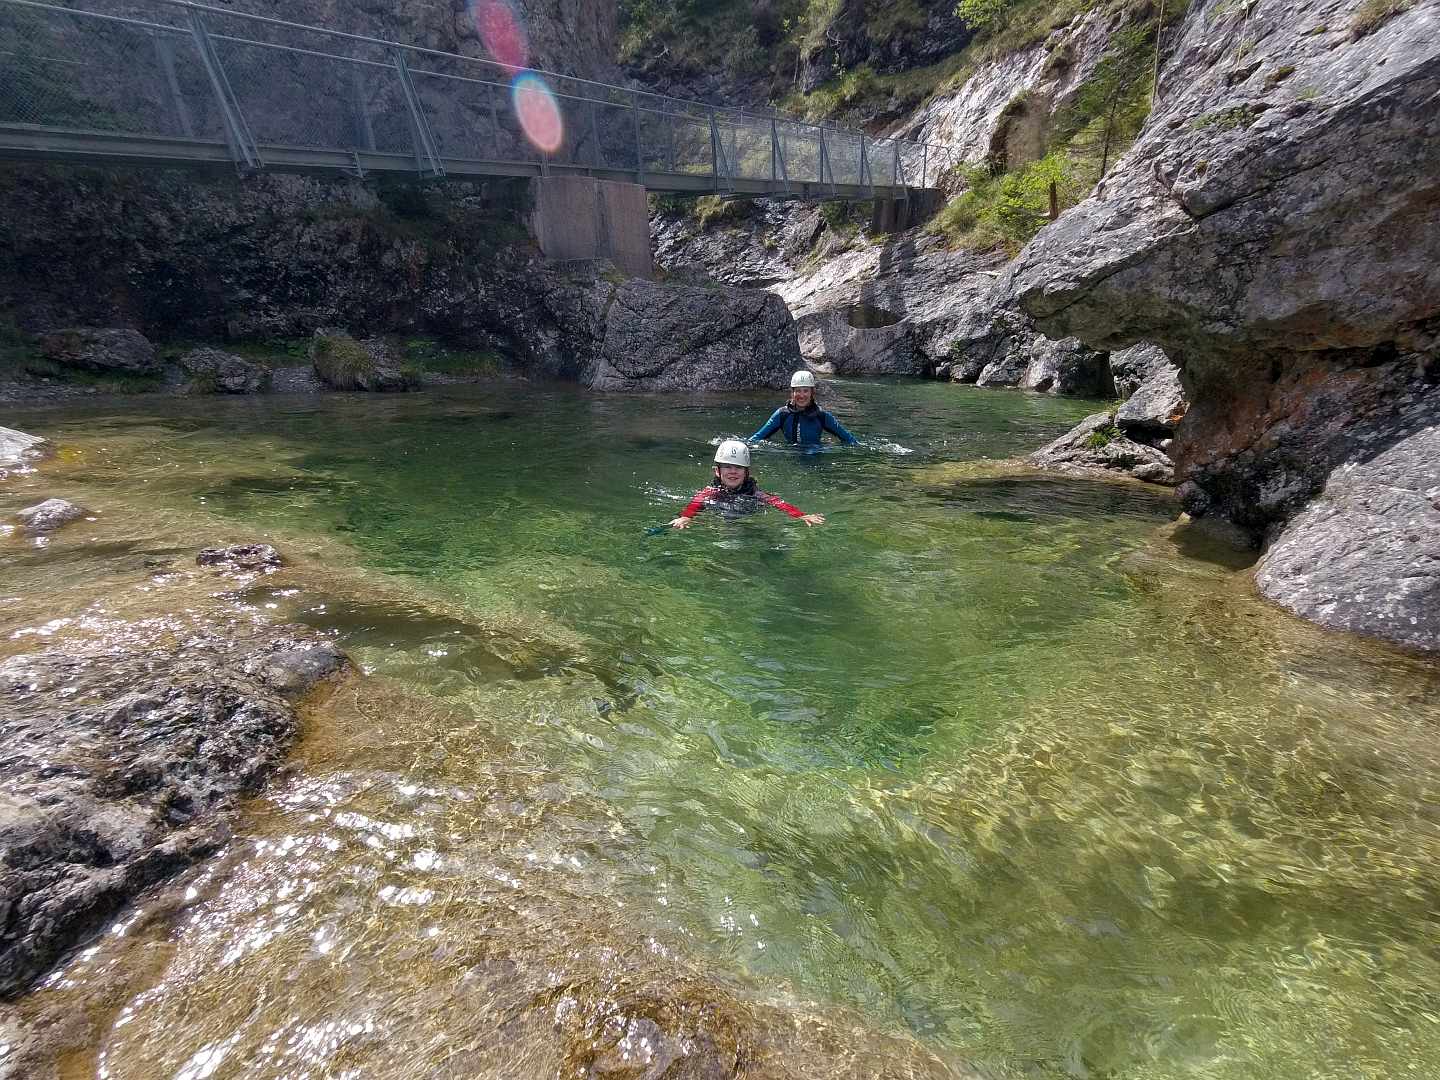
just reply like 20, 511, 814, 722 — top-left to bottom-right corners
749, 408, 785, 442
822, 411, 859, 445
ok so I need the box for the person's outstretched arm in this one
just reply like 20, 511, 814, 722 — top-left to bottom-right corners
670, 489, 711, 528
760, 491, 825, 526
749, 408, 786, 442
821, 410, 859, 445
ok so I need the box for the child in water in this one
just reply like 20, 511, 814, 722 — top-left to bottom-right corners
669, 440, 826, 529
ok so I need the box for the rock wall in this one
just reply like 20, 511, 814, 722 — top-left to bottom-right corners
1001, 0, 1440, 650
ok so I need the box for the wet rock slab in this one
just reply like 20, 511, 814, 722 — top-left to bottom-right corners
0, 613, 348, 997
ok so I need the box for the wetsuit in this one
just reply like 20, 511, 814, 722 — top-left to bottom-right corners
749, 402, 858, 446
679, 477, 806, 520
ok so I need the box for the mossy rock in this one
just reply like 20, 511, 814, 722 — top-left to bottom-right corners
309, 330, 416, 392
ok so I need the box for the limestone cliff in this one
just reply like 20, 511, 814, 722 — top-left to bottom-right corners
1001, 0, 1438, 650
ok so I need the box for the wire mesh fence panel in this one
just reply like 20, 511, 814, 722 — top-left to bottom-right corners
718, 118, 771, 181
210, 38, 358, 151
0, 6, 195, 137
408, 66, 507, 163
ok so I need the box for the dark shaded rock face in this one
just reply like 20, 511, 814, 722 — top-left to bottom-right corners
587, 277, 798, 392
177, 348, 267, 394
14, 498, 89, 536
1116, 363, 1186, 439
1003, 0, 1440, 650
38, 328, 158, 374
1109, 343, 1173, 400
0, 614, 347, 997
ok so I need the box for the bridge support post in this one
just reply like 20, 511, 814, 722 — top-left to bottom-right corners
187, 11, 260, 172
526, 176, 652, 279
631, 91, 644, 186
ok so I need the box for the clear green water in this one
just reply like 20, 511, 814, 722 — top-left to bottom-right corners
7, 381, 1440, 1079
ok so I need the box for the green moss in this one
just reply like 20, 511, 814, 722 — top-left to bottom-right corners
1265, 64, 1297, 86
1190, 104, 1261, 131
692, 194, 757, 229
400, 338, 503, 378
1350, 0, 1413, 36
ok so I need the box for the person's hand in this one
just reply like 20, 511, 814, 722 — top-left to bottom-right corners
669, 516, 692, 529
801, 513, 825, 526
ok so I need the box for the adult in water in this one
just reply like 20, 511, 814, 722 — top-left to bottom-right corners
749, 370, 859, 447
670, 440, 825, 528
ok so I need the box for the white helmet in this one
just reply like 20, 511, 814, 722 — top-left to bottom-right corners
790, 370, 818, 389
714, 439, 751, 468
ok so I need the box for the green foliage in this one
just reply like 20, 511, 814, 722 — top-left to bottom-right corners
1350, 0, 1413, 37
955, 0, 1017, 30
929, 154, 1082, 253
1055, 22, 1154, 173
692, 195, 756, 229
1084, 419, 1122, 449
400, 338, 502, 377
1266, 64, 1296, 85
310, 332, 375, 390
865, 0, 927, 40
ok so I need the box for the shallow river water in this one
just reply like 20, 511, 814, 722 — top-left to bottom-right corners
3, 380, 1440, 1080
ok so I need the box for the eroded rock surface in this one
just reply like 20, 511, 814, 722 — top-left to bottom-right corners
0, 612, 348, 997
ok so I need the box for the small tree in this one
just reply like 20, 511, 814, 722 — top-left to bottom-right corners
1063, 24, 1154, 176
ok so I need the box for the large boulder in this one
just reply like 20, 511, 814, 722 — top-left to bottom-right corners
580, 276, 799, 392
1115, 364, 1187, 439
38, 328, 158, 375
949, 304, 1112, 395
1254, 396, 1439, 652
1108, 343, 1173, 399
793, 306, 921, 377
178, 348, 268, 394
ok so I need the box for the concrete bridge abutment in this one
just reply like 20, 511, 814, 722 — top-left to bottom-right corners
526, 176, 653, 279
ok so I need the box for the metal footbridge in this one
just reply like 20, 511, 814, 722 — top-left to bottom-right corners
0, 0, 958, 199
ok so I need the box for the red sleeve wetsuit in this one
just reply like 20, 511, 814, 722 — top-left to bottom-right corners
679, 485, 806, 520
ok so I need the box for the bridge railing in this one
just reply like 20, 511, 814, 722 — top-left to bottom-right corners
0, 0, 962, 193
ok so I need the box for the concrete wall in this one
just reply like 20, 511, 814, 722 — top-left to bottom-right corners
870, 189, 945, 234
527, 176, 654, 279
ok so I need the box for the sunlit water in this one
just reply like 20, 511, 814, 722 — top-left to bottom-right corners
3, 381, 1439, 1080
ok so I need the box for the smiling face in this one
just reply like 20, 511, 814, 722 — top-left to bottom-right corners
717, 464, 747, 489
790, 386, 814, 408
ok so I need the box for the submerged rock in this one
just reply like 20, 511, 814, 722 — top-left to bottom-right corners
38, 328, 158, 375
178, 348, 268, 394
197, 543, 283, 574
243, 643, 348, 699
0, 617, 347, 997
15, 498, 89, 536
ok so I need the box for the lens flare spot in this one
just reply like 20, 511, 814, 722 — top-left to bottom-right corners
512, 73, 563, 155
474, 0, 528, 73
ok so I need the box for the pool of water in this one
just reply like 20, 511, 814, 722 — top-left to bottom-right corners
5, 380, 1439, 1079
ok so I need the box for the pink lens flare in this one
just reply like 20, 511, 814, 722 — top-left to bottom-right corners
473, 0, 528, 73
512, 72, 563, 155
